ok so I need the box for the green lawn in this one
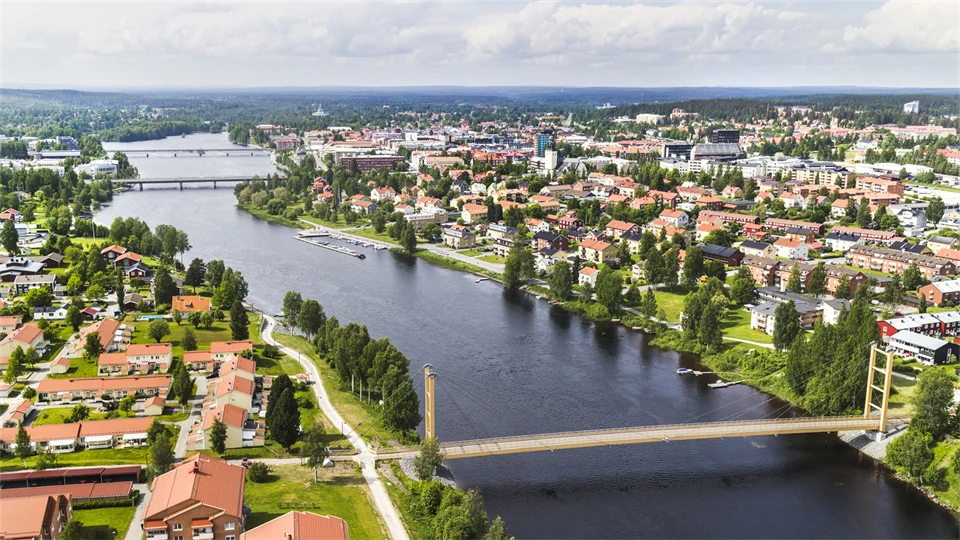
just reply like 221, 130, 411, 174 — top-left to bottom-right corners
721, 308, 773, 344
48, 356, 101, 379
73, 506, 137, 540
929, 439, 960, 510
341, 226, 401, 245
244, 464, 386, 539
0, 447, 151, 471
31, 407, 118, 425
299, 214, 366, 229
273, 333, 398, 447
477, 255, 506, 264
457, 249, 484, 257
887, 376, 917, 415
651, 286, 691, 322
837, 263, 892, 278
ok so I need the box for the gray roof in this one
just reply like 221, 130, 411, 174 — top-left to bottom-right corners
928, 235, 955, 245
702, 243, 739, 258
891, 330, 950, 351
740, 240, 770, 251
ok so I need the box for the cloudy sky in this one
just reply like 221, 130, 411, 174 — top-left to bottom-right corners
1, 1, 957, 89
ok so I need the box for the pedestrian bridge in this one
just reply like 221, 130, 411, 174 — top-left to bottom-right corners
372, 345, 904, 461
106, 175, 276, 190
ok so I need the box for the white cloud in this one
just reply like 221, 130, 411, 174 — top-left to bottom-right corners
0, 1, 955, 87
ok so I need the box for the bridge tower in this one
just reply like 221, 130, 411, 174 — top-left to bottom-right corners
864, 343, 895, 436
423, 365, 436, 440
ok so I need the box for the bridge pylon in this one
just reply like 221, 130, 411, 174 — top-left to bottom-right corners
864, 343, 895, 435
423, 365, 436, 440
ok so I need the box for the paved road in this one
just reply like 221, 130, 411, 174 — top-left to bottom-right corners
172, 375, 206, 459
258, 314, 409, 540
124, 483, 151, 540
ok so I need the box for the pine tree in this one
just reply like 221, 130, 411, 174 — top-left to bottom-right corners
269, 388, 301, 451
210, 417, 228, 455
15, 422, 31, 462
229, 301, 250, 340
834, 275, 853, 299
149, 437, 174, 480
644, 247, 664, 285
641, 288, 658, 317
787, 264, 804, 293
773, 300, 801, 353
550, 261, 572, 301
808, 262, 827, 298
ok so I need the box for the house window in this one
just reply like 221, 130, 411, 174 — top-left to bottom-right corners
174, 537, 183, 540
173, 523, 183, 531
225, 522, 235, 531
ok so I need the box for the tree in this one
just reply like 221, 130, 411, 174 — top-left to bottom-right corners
184, 258, 206, 292
641, 288, 658, 317
772, 300, 801, 353
808, 262, 827, 298
729, 267, 756, 305
230, 301, 250, 340
182, 327, 198, 351
266, 375, 293, 425
35, 444, 58, 470
148, 319, 170, 343
84, 334, 105, 360
624, 283, 640, 305
638, 231, 657, 258
3, 346, 24, 384
69, 404, 90, 423
580, 281, 594, 301
682, 245, 704, 286
486, 516, 515, 540
401, 226, 417, 254
503, 245, 534, 289
886, 430, 934, 484
172, 309, 182, 326
118, 395, 135, 415
617, 238, 631, 264
884, 275, 904, 309
174, 364, 193, 407
383, 378, 421, 432
61, 520, 84, 540
926, 197, 945, 226
644, 247, 664, 285
24, 287, 53, 308
787, 264, 804, 293
834, 275, 852, 299
903, 262, 923, 291
698, 301, 723, 351
919, 294, 928, 313
594, 267, 622, 313
269, 388, 301, 451
15, 422, 31, 462
86, 284, 106, 303
856, 201, 872, 228
152, 266, 177, 306
149, 437, 174, 480
65, 305, 82, 331
199, 311, 214, 329
247, 461, 270, 483
1, 220, 18, 255
910, 369, 955, 440
282, 291, 303, 326
703, 228, 735, 248
662, 247, 680, 287
210, 417, 228, 455
704, 260, 726, 282
297, 299, 325, 339
301, 421, 330, 482
146, 418, 168, 445
550, 261, 572, 301
414, 437, 444, 481
205, 259, 226, 288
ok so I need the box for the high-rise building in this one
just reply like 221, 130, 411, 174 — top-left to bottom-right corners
536, 131, 553, 158
710, 129, 741, 144
904, 101, 920, 114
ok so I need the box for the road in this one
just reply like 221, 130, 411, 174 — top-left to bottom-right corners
257, 313, 409, 540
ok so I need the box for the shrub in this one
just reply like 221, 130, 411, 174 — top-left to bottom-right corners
247, 461, 270, 483
22, 387, 36, 399
295, 395, 313, 409
263, 344, 280, 358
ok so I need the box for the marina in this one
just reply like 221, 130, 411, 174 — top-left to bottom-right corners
295, 235, 366, 259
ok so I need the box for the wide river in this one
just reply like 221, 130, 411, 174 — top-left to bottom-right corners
101, 135, 959, 538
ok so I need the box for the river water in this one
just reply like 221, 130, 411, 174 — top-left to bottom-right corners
97, 135, 959, 539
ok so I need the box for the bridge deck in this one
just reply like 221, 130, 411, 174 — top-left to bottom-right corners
374, 416, 907, 460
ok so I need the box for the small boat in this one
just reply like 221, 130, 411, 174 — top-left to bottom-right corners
357, 254, 366, 259
676, 368, 692, 375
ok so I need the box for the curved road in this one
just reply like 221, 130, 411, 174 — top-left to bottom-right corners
258, 313, 409, 540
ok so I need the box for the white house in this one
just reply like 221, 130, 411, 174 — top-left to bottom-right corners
889, 205, 927, 237
824, 232, 863, 252
773, 238, 809, 260
579, 267, 598, 287
779, 193, 806, 210
658, 209, 689, 228
370, 187, 397, 202
938, 211, 960, 231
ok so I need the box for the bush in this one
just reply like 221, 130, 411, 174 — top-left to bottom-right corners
21, 387, 36, 399
263, 344, 280, 358
155, 304, 170, 314
71, 493, 138, 509
295, 395, 313, 409
247, 461, 270, 483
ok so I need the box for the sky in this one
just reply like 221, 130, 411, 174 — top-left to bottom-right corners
1, 0, 957, 89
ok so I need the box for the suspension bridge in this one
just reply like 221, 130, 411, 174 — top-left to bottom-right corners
372, 344, 906, 460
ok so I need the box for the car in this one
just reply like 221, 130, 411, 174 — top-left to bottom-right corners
206, 371, 220, 379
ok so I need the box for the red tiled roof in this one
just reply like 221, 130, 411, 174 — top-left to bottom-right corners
240, 511, 349, 540
144, 454, 245, 521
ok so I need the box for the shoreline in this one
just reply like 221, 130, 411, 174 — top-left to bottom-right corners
178, 199, 955, 513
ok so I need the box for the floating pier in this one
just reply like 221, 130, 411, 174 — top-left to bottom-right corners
295, 235, 366, 259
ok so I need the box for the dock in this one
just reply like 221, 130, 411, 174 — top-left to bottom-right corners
295, 236, 366, 259
707, 380, 742, 389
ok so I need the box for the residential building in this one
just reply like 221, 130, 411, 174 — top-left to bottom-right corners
887, 331, 959, 366
349, 200, 376, 215
739, 240, 776, 259
831, 226, 897, 246
823, 232, 863, 252
240, 512, 349, 540
919, 279, 960, 306
928, 235, 958, 254
877, 312, 960, 339
701, 244, 744, 266
533, 231, 568, 251
487, 223, 519, 241
824, 265, 868, 295
749, 296, 820, 335
442, 228, 476, 250
605, 220, 640, 240
187, 404, 264, 451
37, 375, 171, 403
742, 256, 780, 286
658, 209, 689, 228
578, 267, 598, 287
0, 323, 46, 357
212, 373, 256, 410
845, 244, 955, 279
143, 454, 246, 540
0, 494, 72, 540
698, 210, 760, 226
578, 239, 616, 264
773, 238, 809, 260
97, 343, 173, 376
172, 295, 212, 313
764, 218, 825, 236
145, 396, 165, 416
461, 204, 488, 225
855, 176, 905, 197
14, 274, 57, 295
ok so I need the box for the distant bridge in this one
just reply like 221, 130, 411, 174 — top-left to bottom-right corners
108, 176, 274, 190
120, 148, 267, 157
373, 346, 904, 461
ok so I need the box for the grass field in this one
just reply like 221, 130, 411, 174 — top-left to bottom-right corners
272, 333, 398, 447
73, 506, 137, 540
341, 226, 401, 245
929, 439, 960, 510
651, 286, 691, 322
477, 255, 506, 264
0, 446, 151, 471
721, 308, 774, 344
457, 249, 484, 257
299, 214, 367, 229
31, 407, 118, 425
48, 357, 100, 379
244, 464, 386, 539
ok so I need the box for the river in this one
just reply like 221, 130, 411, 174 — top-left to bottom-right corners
97, 135, 959, 539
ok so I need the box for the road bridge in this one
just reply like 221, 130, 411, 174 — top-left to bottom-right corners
108, 175, 276, 190
372, 345, 903, 461
119, 148, 266, 157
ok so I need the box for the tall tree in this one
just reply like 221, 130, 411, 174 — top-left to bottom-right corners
269, 388, 301, 451
594, 267, 622, 313
297, 299, 325, 339
644, 247, 664, 285
230, 301, 250, 341
210, 417, 228, 455
503, 245, 534, 289
15, 422, 31, 462
641, 288, 658, 317
698, 300, 723, 351
401, 226, 417, 254
662, 247, 680, 287
65, 305, 83, 331
787, 264, 804, 293
1, 219, 19, 256
550, 261, 572, 301
3, 346, 24, 384
886, 430, 934, 484
174, 364, 193, 407
902, 262, 923, 291
148, 437, 174, 480
926, 197, 945, 226
205, 259, 226, 288
282, 291, 303, 326
148, 319, 170, 343
729, 266, 756, 305
834, 275, 853, 299
152, 266, 177, 307
681, 245, 704, 286
808, 262, 827, 298
182, 327, 198, 351
856, 201, 872, 228
301, 421, 330, 482
184, 258, 206, 293
910, 369, 955, 440
413, 437, 444, 481
84, 334, 105, 361
773, 300, 801, 353
266, 375, 293, 426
